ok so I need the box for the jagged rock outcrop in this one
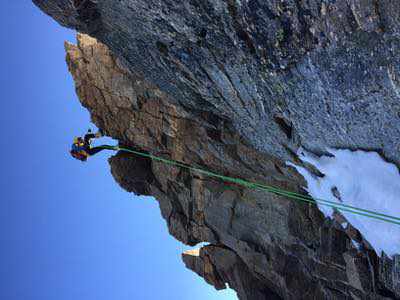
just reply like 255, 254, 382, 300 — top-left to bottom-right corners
63, 33, 400, 299
182, 246, 282, 299
34, 1, 400, 299
34, 0, 400, 165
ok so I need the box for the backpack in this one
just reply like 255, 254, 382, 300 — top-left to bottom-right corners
70, 150, 88, 161
71, 138, 89, 161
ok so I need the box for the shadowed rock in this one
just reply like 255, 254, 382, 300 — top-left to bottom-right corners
34, 1, 400, 299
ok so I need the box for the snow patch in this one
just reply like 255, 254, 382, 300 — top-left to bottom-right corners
287, 148, 400, 256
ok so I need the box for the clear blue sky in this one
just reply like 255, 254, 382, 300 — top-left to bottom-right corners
1, 2, 237, 299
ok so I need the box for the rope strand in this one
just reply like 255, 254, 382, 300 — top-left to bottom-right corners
101, 145, 400, 226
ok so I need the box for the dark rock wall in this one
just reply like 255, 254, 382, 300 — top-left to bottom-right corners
35, 0, 400, 165
34, 1, 400, 299
61, 33, 399, 299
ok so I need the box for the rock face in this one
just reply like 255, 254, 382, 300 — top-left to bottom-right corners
34, 1, 400, 299
34, 0, 400, 165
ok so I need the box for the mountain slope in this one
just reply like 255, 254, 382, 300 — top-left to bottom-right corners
34, 1, 400, 298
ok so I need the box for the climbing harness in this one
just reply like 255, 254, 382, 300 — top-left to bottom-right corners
97, 145, 400, 226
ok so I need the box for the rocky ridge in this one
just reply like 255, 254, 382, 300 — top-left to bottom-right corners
35, 1, 400, 299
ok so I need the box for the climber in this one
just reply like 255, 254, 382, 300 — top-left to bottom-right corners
70, 129, 110, 161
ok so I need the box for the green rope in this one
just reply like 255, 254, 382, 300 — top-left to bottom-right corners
100, 145, 400, 226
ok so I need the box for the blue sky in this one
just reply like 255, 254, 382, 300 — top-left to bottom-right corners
1, 2, 237, 299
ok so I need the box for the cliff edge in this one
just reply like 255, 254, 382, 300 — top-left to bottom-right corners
34, 1, 400, 298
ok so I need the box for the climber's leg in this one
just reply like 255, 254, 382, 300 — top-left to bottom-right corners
86, 146, 106, 156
